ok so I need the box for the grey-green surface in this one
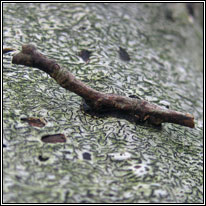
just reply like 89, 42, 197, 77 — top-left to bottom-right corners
3, 3, 203, 203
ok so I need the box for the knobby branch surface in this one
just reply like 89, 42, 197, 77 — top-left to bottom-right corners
11, 44, 194, 128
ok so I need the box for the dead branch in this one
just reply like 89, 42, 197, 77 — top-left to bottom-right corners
11, 44, 194, 128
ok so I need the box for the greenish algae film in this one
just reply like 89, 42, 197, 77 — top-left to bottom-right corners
3, 3, 203, 203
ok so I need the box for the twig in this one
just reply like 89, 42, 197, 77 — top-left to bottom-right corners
11, 44, 194, 128
3, 48, 16, 54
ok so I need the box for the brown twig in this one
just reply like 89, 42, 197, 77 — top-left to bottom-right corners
3, 48, 16, 54
11, 44, 195, 128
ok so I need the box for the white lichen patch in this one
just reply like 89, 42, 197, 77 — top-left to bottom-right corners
108, 152, 132, 161
129, 161, 151, 177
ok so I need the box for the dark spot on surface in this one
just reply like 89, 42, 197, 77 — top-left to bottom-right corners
21, 117, 46, 127
64, 191, 71, 203
151, 57, 165, 68
3, 144, 7, 148
38, 155, 49, 161
41, 134, 66, 143
83, 152, 91, 160
62, 151, 71, 154
106, 193, 114, 197
80, 200, 89, 203
119, 47, 130, 61
79, 26, 87, 30
15, 175, 22, 180
87, 190, 94, 197
186, 3, 195, 17
134, 165, 141, 169
79, 49, 92, 62
129, 95, 141, 99
165, 8, 175, 22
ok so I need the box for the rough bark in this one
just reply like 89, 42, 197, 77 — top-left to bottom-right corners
11, 44, 195, 128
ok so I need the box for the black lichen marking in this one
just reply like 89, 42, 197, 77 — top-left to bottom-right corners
41, 134, 66, 143
119, 47, 130, 61
15, 175, 22, 180
64, 191, 71, 203
129, 95, 141, 100
21, 117, 46, 127
82, 152, 91, 160
62, 151, 71, 154
165, 8, 175, 22
186, 3, 195, 17
79, 49, 92, 62
38, 155, 49, 161
79, 26, 87, 30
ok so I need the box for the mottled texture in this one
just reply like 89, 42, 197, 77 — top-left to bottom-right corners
3, 3, 203, 203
